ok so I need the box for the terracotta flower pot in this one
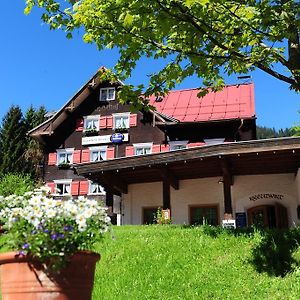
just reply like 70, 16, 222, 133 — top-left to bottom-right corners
0, 251, 100, 300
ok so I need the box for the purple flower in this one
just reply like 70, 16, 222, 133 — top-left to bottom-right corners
51, 234, 58, 240
43, 229, 50, 234
63, 225, 73, 232
31, 230, 37, 235
22, 243, 29, 249
58, 233, 65, 239
18, 250, 26, 256
37, 224, 43, 230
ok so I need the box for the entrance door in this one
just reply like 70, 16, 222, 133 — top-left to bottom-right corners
247, 203, 288, 229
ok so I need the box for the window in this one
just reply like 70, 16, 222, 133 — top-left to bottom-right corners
203, 138, 225, 145
133, 143, 152, 156
113, 113, 130, 129
143, 207, 158, 224
100, 87, 115, 101
169, 141, 188, 151
84, 116, 100, 131
56, 149, 74, 165
54, 180, 71, 196
89, 181, 106, 195
190, 206, 218, 226
89, 147, 107, 162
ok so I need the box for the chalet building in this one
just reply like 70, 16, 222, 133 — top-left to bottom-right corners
29, 68, 300, 228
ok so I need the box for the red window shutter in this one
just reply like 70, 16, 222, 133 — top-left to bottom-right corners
187, 142, 206, 148
125, 146, 134, 157
160, 144, 170, 152
73, 150, 81, 163
106, 147, 115, 160
71, 181, 79, 196
79, 180, 89, 195
129, 114, 137, 127
152, 144, 161, 153
106, 116, 113, 128
75, 118, 84, 132
46, 182, 55, 193
99, 116, 107, 129
81, 149, 90, 163
48, 153, 57, 165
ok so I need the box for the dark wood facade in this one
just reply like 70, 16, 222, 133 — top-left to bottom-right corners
29, 69, 257, 224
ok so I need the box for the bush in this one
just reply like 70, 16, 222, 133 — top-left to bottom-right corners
0, 173, 36, 197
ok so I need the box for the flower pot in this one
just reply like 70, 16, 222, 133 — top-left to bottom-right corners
0, 251, 100, 300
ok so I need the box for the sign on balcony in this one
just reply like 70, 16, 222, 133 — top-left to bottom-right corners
82, 133, 129, 145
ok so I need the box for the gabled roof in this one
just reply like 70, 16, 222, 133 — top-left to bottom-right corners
149, 83, 255, 122
29, 67, 124, 139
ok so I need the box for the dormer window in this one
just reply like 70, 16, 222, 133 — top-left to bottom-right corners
84, 116, 100, 131
100, 87, 115, 101
169, 141, 188, 151
113, 113, 130, 129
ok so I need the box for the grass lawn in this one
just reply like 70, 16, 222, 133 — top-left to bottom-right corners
92, 225, 300, 300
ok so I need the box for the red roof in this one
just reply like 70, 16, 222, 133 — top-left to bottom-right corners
149, 83, 255, 122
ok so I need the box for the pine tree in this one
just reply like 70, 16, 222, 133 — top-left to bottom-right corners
24, 106, 47, 179
0, 106, 27, 174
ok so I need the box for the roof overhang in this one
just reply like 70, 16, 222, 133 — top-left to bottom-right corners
74, 137, 300, 194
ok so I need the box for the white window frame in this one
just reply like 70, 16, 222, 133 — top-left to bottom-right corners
53, 179, 72, 196
88, 181, 106, 195
56, 148, 74, 165
89, 146, 107, 162
203, 138, 225, 145
112, 112, 130, 129
100, 87, 115, 101
133, 143, 153, 156
169, 140, 188, 151
83, 115, 100, 131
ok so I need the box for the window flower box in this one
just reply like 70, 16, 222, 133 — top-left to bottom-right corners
58, 163, 71, 169
84, 129, 99, 137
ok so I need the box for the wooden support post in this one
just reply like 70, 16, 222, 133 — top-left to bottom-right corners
162, 180, 171, 210
220, 159, 233, 217
223, 175, 233, 215
106, 190, 113, 208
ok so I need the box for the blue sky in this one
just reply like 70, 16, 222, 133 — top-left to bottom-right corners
0, 1, 299, 129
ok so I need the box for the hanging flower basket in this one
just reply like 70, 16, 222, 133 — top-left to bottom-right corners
0, 251, 100, 300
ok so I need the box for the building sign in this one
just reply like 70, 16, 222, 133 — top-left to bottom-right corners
110, 133, 125, 144
235, 212, 247, 228
222, 219, 236, 229
82, 133, 129, 145
249, 193, 284, 202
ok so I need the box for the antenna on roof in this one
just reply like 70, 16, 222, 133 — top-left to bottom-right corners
237, 75, 252, 85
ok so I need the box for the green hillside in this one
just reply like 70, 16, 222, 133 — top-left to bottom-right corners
92, 225, 300, 300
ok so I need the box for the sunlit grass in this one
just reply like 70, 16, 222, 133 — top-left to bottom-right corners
92, 226, 300, 300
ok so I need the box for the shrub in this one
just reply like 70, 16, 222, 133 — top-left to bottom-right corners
0, 173, 36, 197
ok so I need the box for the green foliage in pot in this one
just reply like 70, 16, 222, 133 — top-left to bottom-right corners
0, 187, 111, 272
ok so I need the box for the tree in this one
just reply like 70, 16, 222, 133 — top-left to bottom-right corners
0, 106, 27, 174
24, 105, 47, 179
25, 0, 300, 103
256, 125, 295, 139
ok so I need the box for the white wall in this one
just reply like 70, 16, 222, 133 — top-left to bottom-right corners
122, 173, 299, 226
232, 174, 298, 227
